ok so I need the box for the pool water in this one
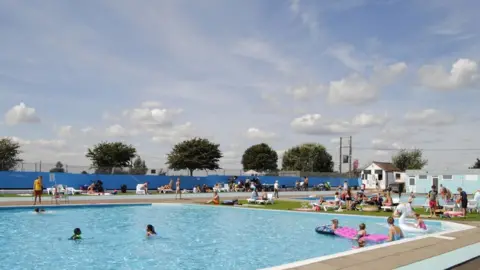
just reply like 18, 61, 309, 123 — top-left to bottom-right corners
0, 204, 446, 270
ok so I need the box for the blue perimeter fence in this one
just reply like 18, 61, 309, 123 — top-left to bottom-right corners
0, 171, 360, 190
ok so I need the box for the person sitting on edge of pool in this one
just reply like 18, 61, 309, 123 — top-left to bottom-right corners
69, 228, 82, 240
34, 208, 45, 213
146, 224, 157, 237
206, 191, 220, 205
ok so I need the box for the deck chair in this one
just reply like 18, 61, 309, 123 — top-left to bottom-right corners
247, 197, 257, 204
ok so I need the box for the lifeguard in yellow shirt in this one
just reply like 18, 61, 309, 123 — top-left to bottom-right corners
33, 176, 43, 205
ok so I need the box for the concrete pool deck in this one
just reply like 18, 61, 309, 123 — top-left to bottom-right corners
0, 193, 478, 270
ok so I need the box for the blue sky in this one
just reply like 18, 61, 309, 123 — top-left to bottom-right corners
1, 0, 479, 172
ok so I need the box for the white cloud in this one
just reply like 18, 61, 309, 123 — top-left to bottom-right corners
351, 113, 388, 127
123, 107, 183, 127
371, 139, 401, 150
57, 125, 73, 137
81, 127, 94, 134
418, 58, 479, 90
105, 124, 139, 137
245, 128, 276, 140
232, 38, 294, 74
151, 122, 194, 144
327, 43, 368, 72
285, 85, 324, 101
291, 114, 353, 135
404, 109, 455, 126
327, 62, 407, 105
291, 112, 387, 135
141, 101, 162, 108
5, 136, 67, 150
4, 103, 40, 125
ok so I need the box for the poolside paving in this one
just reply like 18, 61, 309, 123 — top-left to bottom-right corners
289, 226, 480, 270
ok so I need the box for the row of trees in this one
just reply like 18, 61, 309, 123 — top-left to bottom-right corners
1, 137, 479, 175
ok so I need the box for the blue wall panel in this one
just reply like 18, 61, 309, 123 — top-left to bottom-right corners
0, 172, 359, 190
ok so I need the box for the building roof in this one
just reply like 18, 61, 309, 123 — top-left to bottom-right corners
372, 161, 402, 172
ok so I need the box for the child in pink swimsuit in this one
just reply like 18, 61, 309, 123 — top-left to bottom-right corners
414, 213, 427, 230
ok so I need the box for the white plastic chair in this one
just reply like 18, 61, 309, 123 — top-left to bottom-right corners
265, 193, 274, 204
467, 200, 479, 213
136, 184, 146, 195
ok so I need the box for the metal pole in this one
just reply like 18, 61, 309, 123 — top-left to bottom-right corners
349, 136, 352, 175
339, 137, 343, 174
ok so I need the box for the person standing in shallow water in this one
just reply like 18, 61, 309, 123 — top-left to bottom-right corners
175, 178, 181, 200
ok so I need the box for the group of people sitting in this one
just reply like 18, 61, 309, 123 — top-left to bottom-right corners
311, 187, 396, 212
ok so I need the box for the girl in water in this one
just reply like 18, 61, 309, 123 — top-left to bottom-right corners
414, 213, 427, 230
146, 224, 157, 237
387, 217, 404, 241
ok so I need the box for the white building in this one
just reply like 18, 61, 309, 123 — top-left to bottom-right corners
361, 161, 404, 190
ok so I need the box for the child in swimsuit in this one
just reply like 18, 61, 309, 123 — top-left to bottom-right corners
34, 208, 45, 213
414, 213, 427, 230
69, 228, 82, 240
355, 223, 367, 247
331, 219, 339, 230
146, 224, 157, 237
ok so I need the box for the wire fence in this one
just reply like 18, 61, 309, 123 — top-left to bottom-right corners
1, 161, 356, 177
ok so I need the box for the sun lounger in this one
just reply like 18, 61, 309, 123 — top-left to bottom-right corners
256, 194, 274, 205
158, 188, 174, 194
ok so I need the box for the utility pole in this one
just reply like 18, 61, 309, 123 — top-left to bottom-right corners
339, 136, 353, 175
349, 136, 353, 177
339, 137, 343, 173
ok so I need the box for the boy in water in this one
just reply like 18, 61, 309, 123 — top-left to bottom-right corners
34, 208, 45, 213
69, 228, 82, 240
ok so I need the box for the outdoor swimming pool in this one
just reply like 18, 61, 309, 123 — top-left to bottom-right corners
0, 204, 449, 270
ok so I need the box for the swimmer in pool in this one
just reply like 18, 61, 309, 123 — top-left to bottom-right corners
34, 208, 45, 213
69, 228, 82, 240
146, 224, 157, 237
330, 219, 339, 230
355, 223, 367, 248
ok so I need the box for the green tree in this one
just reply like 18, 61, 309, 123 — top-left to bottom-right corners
166, 137, 223, 176
282, 143, 334, 172
86, 141, 137, 174
0, 138, 23, 171
241, 143, 278, 172
391, 149, 428, 171
469, 158, 480, 169
130, 156, 148, 175
49, 161, 65, 173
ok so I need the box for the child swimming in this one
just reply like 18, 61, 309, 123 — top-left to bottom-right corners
34, 208, 45, 213
414, 213, 427, 230
69, 228, 82, 240
331, 219, 339, 230
355, 223, 367, 248
146, 224, 157, 237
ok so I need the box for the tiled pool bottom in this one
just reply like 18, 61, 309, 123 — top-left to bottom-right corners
0, 204, 462, 270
